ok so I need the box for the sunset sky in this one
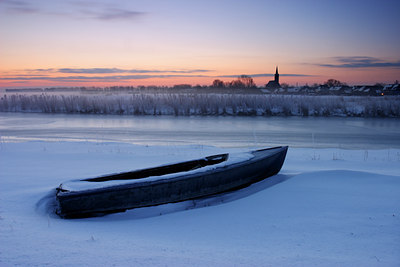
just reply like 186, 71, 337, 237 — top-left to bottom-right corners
1, 0, 399, 88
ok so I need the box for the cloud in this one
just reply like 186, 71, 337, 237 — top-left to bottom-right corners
57, 68, 129, 74
90, 8, 145, 21
0, 74, 210, 83
55, 68, 213, 74
219, 73, 313, 78
0, 0, 39, 14
1, 68, 312, 83
0, 0, 146, 21
1, 73, 314, 83
317, 56, 400, 68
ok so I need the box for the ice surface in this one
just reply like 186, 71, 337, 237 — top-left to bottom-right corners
2, 113, 400, 149
0, 141, 399, 266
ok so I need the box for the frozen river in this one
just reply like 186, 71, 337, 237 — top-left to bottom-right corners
1, 112, 399, 149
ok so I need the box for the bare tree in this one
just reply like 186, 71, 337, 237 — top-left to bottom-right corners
212, 79, 225, 88
228, 79, 245, 88
238, 75, 256, 88
281, 83, 289, 89
324, 79, 346, 87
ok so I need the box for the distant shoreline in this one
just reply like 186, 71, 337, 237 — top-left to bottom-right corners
2, 82, 400, 97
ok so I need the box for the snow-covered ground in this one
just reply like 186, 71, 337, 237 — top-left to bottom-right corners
0, 141, 399, 266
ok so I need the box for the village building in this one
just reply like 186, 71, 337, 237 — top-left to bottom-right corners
266, 67, 281, 89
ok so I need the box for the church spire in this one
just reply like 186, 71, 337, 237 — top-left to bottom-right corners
265, 66, 281, 89
274, 66, 279, 84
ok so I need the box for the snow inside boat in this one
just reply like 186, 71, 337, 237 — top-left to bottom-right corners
55, 146, 288, 218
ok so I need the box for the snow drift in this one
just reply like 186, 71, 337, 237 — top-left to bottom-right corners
0, 142, 399, 266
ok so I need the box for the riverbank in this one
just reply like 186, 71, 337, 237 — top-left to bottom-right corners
1, 93, 399, 117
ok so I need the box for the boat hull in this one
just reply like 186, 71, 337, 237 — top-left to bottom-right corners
56, 146, 288, 218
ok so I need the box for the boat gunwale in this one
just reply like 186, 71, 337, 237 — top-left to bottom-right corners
57, 146, 288, 197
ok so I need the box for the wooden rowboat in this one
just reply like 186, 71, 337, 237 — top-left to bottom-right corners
55, 146, 288, 218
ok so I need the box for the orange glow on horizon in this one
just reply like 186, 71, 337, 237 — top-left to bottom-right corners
1, 65, 399, 89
